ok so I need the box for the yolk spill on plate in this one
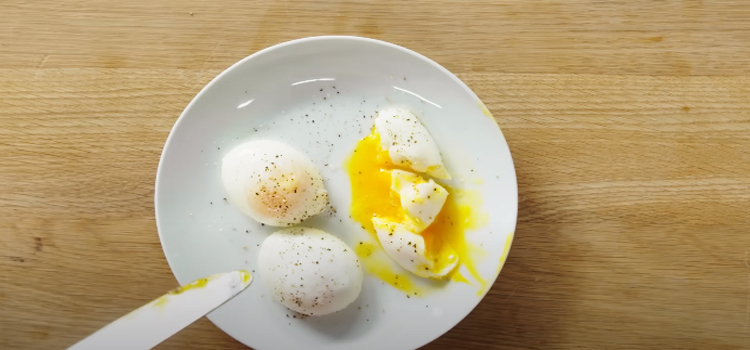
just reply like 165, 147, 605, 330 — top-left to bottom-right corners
478, 100, 494, 119
496, 232, 514, 276
346, 129, 489, 295
427, 187, 489, 293
354, 241, 426, 296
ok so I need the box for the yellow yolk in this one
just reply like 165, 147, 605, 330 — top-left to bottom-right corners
354, 241, 424, 296
152, 271, 253, 309
425, 188, 489, 292
348, 132, 405, 232
346, 129, 488, 294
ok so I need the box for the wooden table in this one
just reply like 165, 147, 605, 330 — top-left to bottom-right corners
2, 1, 750, 349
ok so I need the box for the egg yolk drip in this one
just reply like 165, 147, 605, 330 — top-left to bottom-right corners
424, 187, 489, 291
346, 129, 488, 293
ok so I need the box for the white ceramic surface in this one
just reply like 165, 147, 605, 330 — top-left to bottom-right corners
155, 36, 518, 350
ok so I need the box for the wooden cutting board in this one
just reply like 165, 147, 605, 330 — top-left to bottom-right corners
1, 1, 749, 349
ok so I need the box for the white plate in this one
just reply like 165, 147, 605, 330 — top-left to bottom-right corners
155, 36, 517, 350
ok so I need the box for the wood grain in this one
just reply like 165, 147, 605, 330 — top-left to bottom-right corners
1, 1, 750, 349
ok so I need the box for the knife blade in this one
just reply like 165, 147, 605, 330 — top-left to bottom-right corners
68, 270, 253, 350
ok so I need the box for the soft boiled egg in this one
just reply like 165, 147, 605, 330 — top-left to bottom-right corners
374, 107, 451, 180
372, 170, 456, 278
258, 227, 363, 316
347, 108, 469, 280
373, 169, 454, 278
221, 140, 328, 227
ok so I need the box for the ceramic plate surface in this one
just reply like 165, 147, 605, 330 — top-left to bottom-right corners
155, 36, 517, 350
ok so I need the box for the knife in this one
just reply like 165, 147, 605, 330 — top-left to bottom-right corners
68, 270, 253, 350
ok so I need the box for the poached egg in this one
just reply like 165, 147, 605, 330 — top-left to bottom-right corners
346, 108, 475, 281
221, 140, 328, 226
258, 227, 363, 316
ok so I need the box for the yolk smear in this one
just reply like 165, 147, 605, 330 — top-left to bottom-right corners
355, 242, 426, 296
478, 100, 493, 118
241, 270, 252, 284
152, 271, 252, 310
496, 232, 514, 276
151, 277, 209, 309
168, 277, 209, 295
346, 129, 489, 294
425, 187, 489, 292
151, 297, 169, 309
451, 272, 472, 284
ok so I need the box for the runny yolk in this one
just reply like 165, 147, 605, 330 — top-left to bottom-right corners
348, 132, 404, 232
346, 129, 489, 294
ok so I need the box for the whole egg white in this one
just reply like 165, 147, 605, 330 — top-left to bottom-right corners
258, 227, 363, 316
221, 140, 328, 226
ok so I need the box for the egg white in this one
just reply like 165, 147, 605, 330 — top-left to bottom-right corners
374, 107, 451, 180
372, 218, 458, 279
370, 169, 456, 278
258, 227, 363, 316
221, 140, 328, 226
391, 169, 448, 234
